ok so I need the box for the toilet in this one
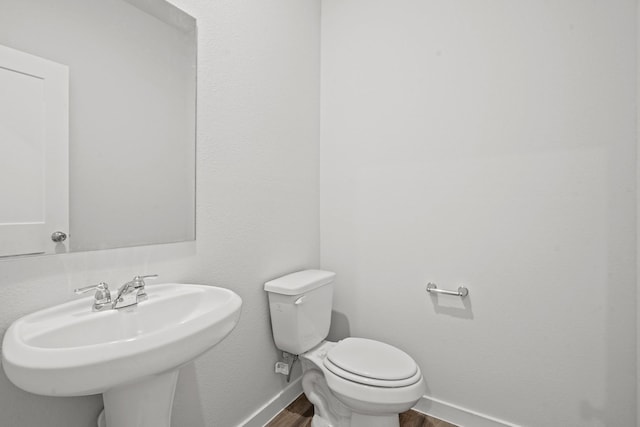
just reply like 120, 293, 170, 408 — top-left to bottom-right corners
265, 270, 426, 427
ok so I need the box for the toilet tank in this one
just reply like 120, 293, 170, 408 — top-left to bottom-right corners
264, 270, 335, 355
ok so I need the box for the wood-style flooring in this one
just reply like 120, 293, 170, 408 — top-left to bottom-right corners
265, 393, 458, 427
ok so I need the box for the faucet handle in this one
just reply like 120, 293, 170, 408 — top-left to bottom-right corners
131, 274, 158, 287
74, 282, 112, 311
74, 282, 110, 295
131, 274, 157, 302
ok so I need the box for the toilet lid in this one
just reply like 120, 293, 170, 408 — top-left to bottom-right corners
324, 338, 419, 387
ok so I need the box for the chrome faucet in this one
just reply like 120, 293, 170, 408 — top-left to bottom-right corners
112, 275, 157, 309
74, 274, 157, 311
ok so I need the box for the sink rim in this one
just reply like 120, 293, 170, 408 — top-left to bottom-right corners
1, 283, 242, 396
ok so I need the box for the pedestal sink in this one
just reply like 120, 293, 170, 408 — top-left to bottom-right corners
1, 283, 242, 427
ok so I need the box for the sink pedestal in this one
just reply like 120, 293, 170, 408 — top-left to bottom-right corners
103, 370, 179, 427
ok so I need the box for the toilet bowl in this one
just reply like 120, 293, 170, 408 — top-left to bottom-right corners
264, 270, 426, 427
301, 339, 426, 427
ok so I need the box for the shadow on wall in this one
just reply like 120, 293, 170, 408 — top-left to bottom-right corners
427, 294, 474, 320
328, 311, 351, 341
0, 368, 103, 427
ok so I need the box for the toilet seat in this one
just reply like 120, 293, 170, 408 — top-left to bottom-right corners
323, 338, 421, 388
302, 339, 427, 419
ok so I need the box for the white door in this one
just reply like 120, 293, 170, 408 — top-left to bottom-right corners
0, 44, 69, 257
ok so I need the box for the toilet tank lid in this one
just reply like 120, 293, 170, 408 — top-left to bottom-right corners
264, 270, 336, 295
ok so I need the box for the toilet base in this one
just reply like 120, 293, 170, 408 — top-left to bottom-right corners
351, 412, 399, 427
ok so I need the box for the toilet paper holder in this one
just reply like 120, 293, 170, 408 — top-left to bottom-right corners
426, 282, 469, 298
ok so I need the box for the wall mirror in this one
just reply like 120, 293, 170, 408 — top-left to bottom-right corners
0, 0, 197, 257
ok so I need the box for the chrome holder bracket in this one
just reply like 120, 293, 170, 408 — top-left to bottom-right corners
426, 282, 469, 298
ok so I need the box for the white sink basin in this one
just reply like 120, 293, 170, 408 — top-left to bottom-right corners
2, 283, 242, 427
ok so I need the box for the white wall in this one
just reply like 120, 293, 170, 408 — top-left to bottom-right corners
0, 0, 320, 426
320, 1, 636, 426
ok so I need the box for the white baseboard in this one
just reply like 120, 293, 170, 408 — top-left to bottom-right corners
413, 395, 520, 427
237, 382, 520, 427
238, 378, 303, 427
